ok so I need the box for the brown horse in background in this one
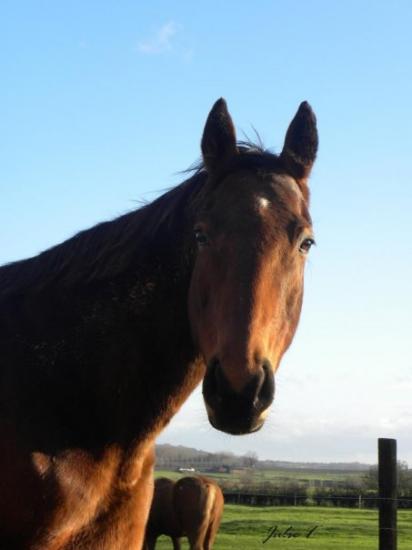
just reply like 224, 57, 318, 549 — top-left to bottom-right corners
145, 477, 224, 550
0, 98, 318, 548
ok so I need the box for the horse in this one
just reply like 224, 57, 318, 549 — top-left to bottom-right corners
144, 476, 224, 550
0, 98, 318, 548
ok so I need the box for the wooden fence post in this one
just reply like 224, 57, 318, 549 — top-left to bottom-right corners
378, 438, 397, 550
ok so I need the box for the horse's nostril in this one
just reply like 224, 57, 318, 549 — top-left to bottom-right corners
255, 360, 275, 411
210, 359, 227, 396
254, 364, 266, 399
204, 356, 274, 414
204, 358, 226, 405
202, 357, 275, 435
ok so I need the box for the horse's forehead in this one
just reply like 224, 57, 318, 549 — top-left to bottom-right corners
205, 171, 307, 223
270, 174, 302, 200
255, 174, 303, 213
247, 173, 306, 220
249, 174, 311, 235
217, 171, 300, 200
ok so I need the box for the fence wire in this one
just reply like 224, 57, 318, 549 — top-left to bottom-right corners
223, 491, 412, 505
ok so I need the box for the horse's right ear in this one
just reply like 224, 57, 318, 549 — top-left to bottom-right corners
280, 101, 318, 187
201, 98, 237, 175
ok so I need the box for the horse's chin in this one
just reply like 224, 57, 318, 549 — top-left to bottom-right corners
205, 407, 265, 435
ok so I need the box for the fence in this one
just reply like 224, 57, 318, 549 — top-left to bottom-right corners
379, 438, 397, 550
221, 439, 402, 550
222, 490, 412, 509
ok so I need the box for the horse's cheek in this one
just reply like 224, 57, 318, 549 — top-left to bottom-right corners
187, 266, 204, 343
187, 261, 216, 356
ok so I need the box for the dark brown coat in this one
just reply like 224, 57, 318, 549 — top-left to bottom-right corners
145, 477, 224, 550
0, 99, 317, 548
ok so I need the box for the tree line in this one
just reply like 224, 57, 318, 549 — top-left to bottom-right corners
222, 462, 412, 508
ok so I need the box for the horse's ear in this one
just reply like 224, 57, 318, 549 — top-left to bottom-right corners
201, 98, 237, 175
280, 101, 318, 187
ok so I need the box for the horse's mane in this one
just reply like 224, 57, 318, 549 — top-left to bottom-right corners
0, 142, 281, 298
0, 174, 205, 298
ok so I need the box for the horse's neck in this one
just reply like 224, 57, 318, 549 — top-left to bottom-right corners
0, 226, 203, 452
77, 238, 203, 444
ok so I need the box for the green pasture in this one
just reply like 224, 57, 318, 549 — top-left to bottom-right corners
154, 467, 364, 486
153, 505, 412, 549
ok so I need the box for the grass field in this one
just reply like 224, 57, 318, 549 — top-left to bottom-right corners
154, 468, 364, 486
153, 505, 412, 549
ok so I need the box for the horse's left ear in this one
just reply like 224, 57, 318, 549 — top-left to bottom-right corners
201, 98, 238, 175
280, 101, 318, 190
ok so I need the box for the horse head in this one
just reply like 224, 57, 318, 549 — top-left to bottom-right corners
188, 99, 318, 435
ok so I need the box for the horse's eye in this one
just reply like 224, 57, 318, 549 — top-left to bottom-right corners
299, 237, 315, 254
194, 229, 209, 246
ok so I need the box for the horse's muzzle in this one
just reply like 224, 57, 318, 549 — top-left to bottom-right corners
202, 358, 275, 435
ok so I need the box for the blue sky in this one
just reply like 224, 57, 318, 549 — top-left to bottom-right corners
1, 1, 412, 464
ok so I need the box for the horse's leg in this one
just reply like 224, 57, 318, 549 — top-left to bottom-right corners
62, 445, 155, 549
203, 516, 221, 550
102, 445, 155, 550
172, 536, 181, 550
188, 506, 223, 549
128, 457, 155, 549
144, 533, 158, 550
203, 524, 213, 550
203, 489, 224, 549
187, 529, 208, 550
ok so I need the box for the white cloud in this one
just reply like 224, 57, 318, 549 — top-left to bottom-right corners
138, 21, 180, 55
157, 389, 412, 466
